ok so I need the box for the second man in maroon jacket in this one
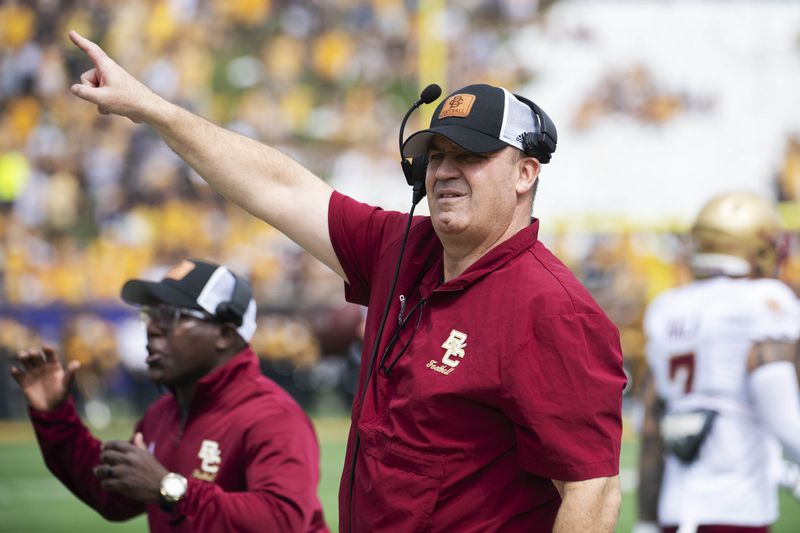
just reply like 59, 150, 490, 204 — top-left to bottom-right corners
11, 259, 328, 532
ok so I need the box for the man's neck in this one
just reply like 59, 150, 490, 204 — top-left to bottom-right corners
171, 348, 241, 416
174, 385, 196, 422
442, 247, 491, 282
441, 218, 529, 281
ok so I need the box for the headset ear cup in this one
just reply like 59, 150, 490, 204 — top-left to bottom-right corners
513, 93, 557, 164
522, 132, 552, 164
402, 160, 414, 186
214, 273, 250, 327
216, 301, 242, 325
411, 156, 428, 199
215, 302, 231, 322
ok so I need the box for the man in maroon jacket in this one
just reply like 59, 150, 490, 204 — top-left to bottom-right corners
11, 259, 328, 532
67, 29, 625, 532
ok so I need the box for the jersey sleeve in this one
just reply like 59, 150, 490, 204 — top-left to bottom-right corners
499, 312, 627, 481
749, 280, 800, 342
328, 191, 410, 305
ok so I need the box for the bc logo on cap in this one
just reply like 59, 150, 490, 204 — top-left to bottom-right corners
439, 94, 476, 119
165, 260, 196, 280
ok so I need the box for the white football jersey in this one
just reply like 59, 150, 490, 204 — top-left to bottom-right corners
644, 276, 800, 527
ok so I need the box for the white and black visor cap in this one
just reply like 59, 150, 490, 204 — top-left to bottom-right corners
121, 259, 257, 342
401, 84, 539, 158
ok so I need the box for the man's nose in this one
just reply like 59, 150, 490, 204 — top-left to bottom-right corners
433, 154, 460, 179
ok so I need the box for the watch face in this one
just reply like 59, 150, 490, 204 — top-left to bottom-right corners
161, 473, 187, 502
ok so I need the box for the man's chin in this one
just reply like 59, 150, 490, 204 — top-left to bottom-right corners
147, 368, 169, 386
432, 207, 462, 225
432, 216, 467, 237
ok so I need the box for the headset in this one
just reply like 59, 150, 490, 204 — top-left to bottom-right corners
514, 93, 557, 164
215, 271, 251, 326
347, 85, 440, 531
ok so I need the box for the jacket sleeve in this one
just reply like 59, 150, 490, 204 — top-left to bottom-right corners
172, 411, 325, 532
29, 398, 146, 521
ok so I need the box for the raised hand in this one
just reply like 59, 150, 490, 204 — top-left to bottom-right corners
10, 346, 81, 412
94, 432, 169, 502
68, 30, 162, 123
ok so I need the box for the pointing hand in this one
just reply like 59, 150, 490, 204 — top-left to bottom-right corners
68, 30, 162, 123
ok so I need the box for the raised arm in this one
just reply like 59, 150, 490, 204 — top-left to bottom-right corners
68, 30, 345, 280
11, 346, 145, 521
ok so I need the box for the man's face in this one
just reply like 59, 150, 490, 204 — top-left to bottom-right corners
425, 137, 532, 248
142, 306, 223, 388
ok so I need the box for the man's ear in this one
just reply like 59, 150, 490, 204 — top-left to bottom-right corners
214, 324, 240, 351
515, 156, 540, 196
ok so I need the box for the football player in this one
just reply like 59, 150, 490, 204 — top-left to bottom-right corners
636, 191, 800, 533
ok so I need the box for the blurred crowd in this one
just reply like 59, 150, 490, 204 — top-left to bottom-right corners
2, 0, 800, 421
0, 0, 551, 419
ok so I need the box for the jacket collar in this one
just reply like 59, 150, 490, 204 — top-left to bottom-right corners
189, 346, 260, 410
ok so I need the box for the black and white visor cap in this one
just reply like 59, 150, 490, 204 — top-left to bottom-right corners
121, 259, 257, 342
402, 84, 537, 158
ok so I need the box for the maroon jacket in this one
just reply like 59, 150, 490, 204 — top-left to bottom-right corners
30, 347, 328, 532
329, 192, 626, 532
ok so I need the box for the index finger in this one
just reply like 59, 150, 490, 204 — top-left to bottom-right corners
15, 348, 46, 369
68, 30, 109, 64
41, 345, 59, 363
100, 449, 130, 466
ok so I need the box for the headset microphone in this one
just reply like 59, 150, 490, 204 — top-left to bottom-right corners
419, 84, 443, 104
348, 83, 441, 532
399, 84, 441, 206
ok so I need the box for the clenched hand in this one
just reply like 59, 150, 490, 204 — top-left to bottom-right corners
94, 432, 170, 502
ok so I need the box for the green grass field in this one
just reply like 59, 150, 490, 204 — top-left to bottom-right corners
1, 417, 799, 532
